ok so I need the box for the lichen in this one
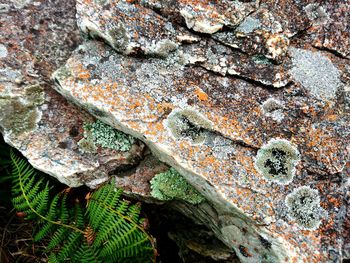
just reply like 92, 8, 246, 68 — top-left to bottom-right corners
0, 98, 40, 136
254, 138, 300, 184
0, 84, 44, 136
236, 16, 261, 34
166, 109, 213, 144
78, 120, 135, 153
289, 48, 342, 100
25, 84, 45, 105
285, 186, 325, 230
77, 137, 97, 154
150, 168, 205, 204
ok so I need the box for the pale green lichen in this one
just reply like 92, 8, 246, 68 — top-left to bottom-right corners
0, 84, 44, 136
77, 137, 97, 154
150, 168, 205, 204
255, 138, 300, 185
285, 186, 325, 230
166, 109, 213, 144
78, 120, 135, 153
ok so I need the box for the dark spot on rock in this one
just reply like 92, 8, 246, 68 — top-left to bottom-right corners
69, 126, 80, 137
89, 107, 107, 118
239, 245, 251, 257
264, 148, 288, 177
58, 141, 68, 149
99, 55, 110, 63
86, 64, 96, 70
259, 235, 272, 250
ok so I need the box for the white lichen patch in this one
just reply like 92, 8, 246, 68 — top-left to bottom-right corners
304, 4, 329, 25
0, 44, 8, 58
261, 98, 285, 122
265, 34, 289, 60
145, 39, 178, 57
285, 186, 326, 230
236, 16, 261, 34
255, 138, 300, 184
289, 48, 342, 100
165, 108, 213, 144
180, 8, 224, 34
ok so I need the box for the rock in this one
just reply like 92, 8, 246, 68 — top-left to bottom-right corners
0, 0, 146, 187
2, 0, 349, 262
52, 0, 350, 261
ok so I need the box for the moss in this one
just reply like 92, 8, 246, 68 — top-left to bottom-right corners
166, 109, 212, 144
78, 120, 135, 153
254, 138, 300, 184
285, 186, 324, 230
150, 168, 205, 204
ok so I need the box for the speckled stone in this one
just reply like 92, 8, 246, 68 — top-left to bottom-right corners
0, 0, 145, 187
51, 0, 350, 262
2, 0, 349, 262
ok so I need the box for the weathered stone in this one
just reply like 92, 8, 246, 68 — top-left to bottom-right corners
0, 0, 145, 187
307, 2, 350, 59
53, 36, 349, 262
2, 0, 349, 262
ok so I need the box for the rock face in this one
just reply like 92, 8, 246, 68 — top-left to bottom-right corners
1, 0, 349, 262
0, 0, 146, 187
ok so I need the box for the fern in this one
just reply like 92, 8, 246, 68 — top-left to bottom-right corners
10, 150, 156, 262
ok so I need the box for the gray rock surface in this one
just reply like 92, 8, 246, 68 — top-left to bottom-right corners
1, 0, 349, 262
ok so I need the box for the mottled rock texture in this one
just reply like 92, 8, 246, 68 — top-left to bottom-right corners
0, 0, 145, 187
1, 0, 350, 262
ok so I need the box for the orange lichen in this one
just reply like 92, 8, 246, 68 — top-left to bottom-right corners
195, 87, 209, 101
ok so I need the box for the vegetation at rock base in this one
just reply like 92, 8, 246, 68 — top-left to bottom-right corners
1, 143, 155, 262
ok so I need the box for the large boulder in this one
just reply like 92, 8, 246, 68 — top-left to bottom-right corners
0, 0, 145, 187
1, 0, 349, 262
52, 0, 350, 262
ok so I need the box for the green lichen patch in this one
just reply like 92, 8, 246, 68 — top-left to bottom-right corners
150, 168, 205, 204
0, 98, 40, 136
77, 137, 97, 154
24, 84, 45, 105
255, 138, 300, 184
78, 120, 135, 153
0, 85, 44, 136
285, 186, 325, 230
166, 109, 213, 144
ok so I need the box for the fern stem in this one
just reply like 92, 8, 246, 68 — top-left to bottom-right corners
11, 151, 85, 234
88, 196, 157, 263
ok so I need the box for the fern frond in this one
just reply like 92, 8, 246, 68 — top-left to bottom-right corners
57, 231, 83, 261
10, 151, 155, 262
87, 179, 155, 262
73, 241, 101, 263
46, 227, 71, 250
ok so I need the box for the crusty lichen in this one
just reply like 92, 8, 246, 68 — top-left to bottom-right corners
150, 168, 205, 204
285, 186, 325, 230
166, 109, 213, 144
255, 138, 300, 184
0, 84, 44, 136
78, 120, 135, 153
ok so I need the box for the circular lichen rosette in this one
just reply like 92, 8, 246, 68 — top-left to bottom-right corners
254, 138, 300, 185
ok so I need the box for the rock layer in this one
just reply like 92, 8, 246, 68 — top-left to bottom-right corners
1, 0, 349, 262
54, 0, 349, 262
0, 0, 145, 187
